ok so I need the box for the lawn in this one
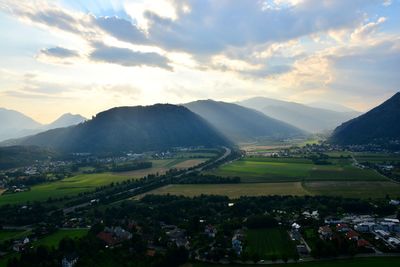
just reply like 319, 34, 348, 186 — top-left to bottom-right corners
244, 228, 297, 260
34, 229, 88, 248
211, 157, 387, 183
136, 182, 312, 199
192, 257, 400, 267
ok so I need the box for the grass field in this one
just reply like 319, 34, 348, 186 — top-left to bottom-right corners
137, 180, 400, 199
244, 228, 297, 260
34, 229, 88, 248
0, 229, 31, 244
0, 158, 208, 206
304, 181, 400, 199
211, 157, 387, 183
0, 172, 129, 205
192, 257, 400, 267
117, 158, 208, 177
0, 189, 5, 195
136, 183, 312, 199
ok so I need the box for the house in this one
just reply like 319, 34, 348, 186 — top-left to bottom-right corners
357, 239, 371, 248
318, 225, 333, 240
336, 223, 350, 233
204, 225, 217, 238
345, 230, 360, 241
12, 237, 30, 252
61, 253, 79, 267
97, 226, 132, 247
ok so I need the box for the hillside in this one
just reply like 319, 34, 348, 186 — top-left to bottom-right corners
0, 146, 59, 170
237, 97, 359, 133
184, 100, 305, 142
330, 92, 400, 146
11, 104, 230, 153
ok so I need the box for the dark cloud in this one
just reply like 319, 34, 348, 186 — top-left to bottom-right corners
89, 43, 172, 70
39, 46, 79, 58
94, 16, 148, 44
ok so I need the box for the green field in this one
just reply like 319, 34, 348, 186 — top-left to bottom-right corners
0, 158, 208, 206
34, 229, 88, 248
244, 228, 297, 260
138, 180, 400, 199
304, 181, 400, 199
192, 257, 400, 267
0, 229, 31, 244
211, 157, 387, 183
136, 183, 312, 199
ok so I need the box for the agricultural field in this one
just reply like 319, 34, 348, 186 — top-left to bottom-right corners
192, 257, 400, 267
304, 181, 400, 199
244, 228, 297, 260
0, 158, 209, 206
33, 229, 88, 248
0, 229, 31, 244
136, 183, 312, 199
210, 157, 387, 183
117, 158, 208, 177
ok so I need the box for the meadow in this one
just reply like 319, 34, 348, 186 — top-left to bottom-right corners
136, 183, 312, 199
0, 158, 208, 206
244, 228, 297, 260
33, 229, 88, 248
192, 257, 400, 267
210, 157, 387, 183
0, 229, 31, 244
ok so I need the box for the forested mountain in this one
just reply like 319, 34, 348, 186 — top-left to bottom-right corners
184, 100, 305, 142
330, 92, 400, 146
237, 97, 360, 133
9, 104, 230, 153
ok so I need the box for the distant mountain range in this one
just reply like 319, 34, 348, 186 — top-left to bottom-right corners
0, 108, 86, 142
330, 92, 400, 146
7, 104, 230, 153
184, 100, 305, 142
237, 97, 360, 133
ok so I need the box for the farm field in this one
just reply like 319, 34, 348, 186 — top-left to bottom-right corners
0, 158, 208, 206
192, 257, 400, 267
210, 157, 387, 183
136, 182, 312, 199
244, 228, 297, 260
117, 158, 208, 177
33, 229, 88, 248
304, 181, 400, 199
138, 181, 400, 199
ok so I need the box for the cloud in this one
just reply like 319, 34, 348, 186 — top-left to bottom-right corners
351, 17, 387, 42
89, 43, 172, 70
39, 46, 79, 58
94, 16, 148, 45
143, 0, 379, 55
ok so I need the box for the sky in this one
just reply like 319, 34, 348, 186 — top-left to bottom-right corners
0, 0, 399, 123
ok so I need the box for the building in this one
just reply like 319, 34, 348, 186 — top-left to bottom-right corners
318, 225, 333, 240
61, 254, 79, 267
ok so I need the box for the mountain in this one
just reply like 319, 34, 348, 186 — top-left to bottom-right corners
9, 104, 230, 153
184, 100, 305, 142
0, 146, 59, 170
307, 101, 360, 113
237, 97, 360, 133
45, 113, 86, 129
0, 108, 42, 141
330, 92, 400, 146
0, 109, 86, 142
